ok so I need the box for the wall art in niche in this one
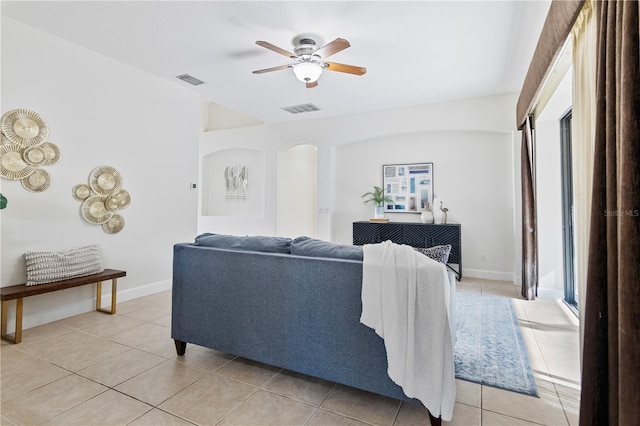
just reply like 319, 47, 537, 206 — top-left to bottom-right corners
383, 162, 433, 213
224, 164, 248, 199
72, 166, 131, 234
0, 109, 62, 192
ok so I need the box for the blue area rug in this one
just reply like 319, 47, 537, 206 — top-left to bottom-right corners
454, 292, 538, 396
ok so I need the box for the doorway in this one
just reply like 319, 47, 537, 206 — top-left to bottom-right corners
276, 144, 317, 238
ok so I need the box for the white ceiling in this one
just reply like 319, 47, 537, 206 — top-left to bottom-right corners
1, 1, 551, 125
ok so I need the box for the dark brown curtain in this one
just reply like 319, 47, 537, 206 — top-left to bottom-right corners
517, 0, 585, 128
520, 116, 538, 300
579, 1, 640, 424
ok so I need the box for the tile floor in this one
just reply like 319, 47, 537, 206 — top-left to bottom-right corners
0, 277, 580, 425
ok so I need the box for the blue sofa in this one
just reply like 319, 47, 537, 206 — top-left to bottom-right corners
171, 234, 455, 413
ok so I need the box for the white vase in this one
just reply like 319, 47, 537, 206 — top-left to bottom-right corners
374, 205, 385, 219
432, 197, 443, 224
420, 203, 434, 224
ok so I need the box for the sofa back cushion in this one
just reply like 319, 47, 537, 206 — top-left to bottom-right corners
290, 236, 363, 261
194, 233, 292, 254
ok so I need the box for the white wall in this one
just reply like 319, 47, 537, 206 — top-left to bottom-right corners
335, 131, 515, 279
1, 17, 200, 329
199, 93, 521, 281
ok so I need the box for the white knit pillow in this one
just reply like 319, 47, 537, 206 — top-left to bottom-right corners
24, 245, 104, 286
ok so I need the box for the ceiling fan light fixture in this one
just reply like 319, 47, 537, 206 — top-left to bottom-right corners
254, 37, 364, 86
293, 62, 323, 83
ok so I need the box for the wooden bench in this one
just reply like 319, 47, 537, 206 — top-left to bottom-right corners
0, 269, 126, 344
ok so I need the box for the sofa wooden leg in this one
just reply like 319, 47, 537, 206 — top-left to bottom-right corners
428, 412, 442, 426
174, 339, 186, 355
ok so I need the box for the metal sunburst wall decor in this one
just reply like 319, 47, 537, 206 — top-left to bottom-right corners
72, 166, 131, 234
0, 109, 62, 192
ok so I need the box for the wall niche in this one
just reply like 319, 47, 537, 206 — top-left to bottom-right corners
201, 148, 265, 217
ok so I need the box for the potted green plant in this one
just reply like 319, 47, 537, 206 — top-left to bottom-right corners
0, 193, 7, 210
361, 186, 393, 219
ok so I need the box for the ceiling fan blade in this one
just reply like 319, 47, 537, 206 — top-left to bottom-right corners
324, 62, 367, 76
252, 64, 292, 74
315, 38, 350, 59
255, 41, 296, 58
306, 81, 318, 89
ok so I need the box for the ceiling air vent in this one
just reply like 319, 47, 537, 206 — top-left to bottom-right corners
281, 103, 321, 114
176, 74, 205, 86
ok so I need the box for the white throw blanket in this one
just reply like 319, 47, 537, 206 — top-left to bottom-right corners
361, 241, 455, 421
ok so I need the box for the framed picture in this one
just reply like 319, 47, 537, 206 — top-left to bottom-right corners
383, 162, 433, 213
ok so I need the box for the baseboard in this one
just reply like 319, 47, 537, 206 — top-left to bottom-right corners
460, 269, 564, 299
463, 268, 515, 282
113, 279, 172, 303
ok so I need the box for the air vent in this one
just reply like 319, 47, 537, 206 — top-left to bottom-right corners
176, 74, 205, 86
281, 103, 321, 114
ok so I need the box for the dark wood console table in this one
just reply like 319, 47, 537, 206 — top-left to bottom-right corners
353, 221, 462, 280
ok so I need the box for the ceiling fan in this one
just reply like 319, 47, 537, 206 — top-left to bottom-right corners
252, 37, 367, 88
